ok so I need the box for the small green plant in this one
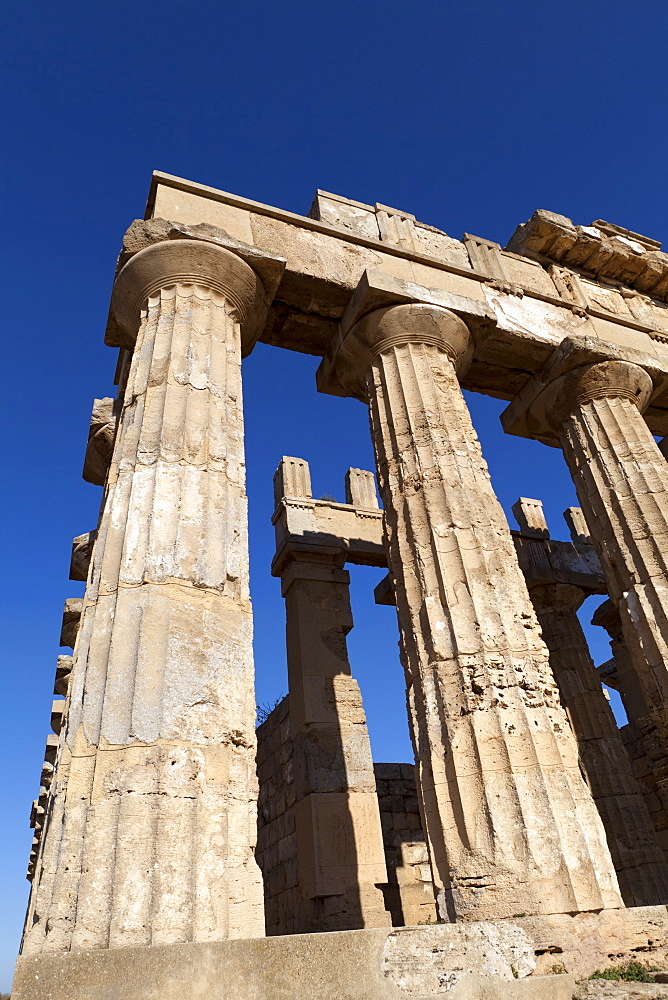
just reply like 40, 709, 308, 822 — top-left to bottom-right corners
589, 961, 657, 982
512, 912, 527, 918
549, 964, 566, 975
418, 913, 446, 925
319, 494, 337, 502
511, 966, 519, 979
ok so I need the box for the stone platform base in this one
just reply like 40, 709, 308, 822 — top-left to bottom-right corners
12, 906, 668, 1000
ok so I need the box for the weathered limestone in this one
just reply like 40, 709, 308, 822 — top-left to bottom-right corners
270, 457, 389, 931
318, 295, 622, 921
503, 339, 668, 840
22, 238, 274, 956
592, 601, 655, 765
593, 599, 668, 857
82, 397, 121, 486
374, 763, 439, 928
59, 598, 83, 649
69, 530, 96, 582
531, 583, 668, 905
511, 498, 668, 905
506, 211, 668, 303
54, 655, 73, 697
11, 907, 668, 1000
140, 174, 668, 435
16, 175, 668, 996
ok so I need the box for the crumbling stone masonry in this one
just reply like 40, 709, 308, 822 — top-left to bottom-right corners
12, 178, 668, 1000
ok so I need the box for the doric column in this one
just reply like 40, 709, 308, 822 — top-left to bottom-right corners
514, 355, 668, 820
529, 582, 668, 906
23, 239, 268, 955
317, 300, 621, 921
593, 599, 668, 857
270, 458, 389, 931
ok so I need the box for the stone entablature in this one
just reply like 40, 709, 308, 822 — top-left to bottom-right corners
132, 173, 668, 432
506, 210, 668, 303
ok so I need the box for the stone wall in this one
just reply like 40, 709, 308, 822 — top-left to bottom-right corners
256, 703, 438, 933
374, 764, 438, 927
255, 697, 299, 936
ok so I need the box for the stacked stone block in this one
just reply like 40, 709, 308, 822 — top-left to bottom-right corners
255, 697, 299, 936
374, 764, 437, 927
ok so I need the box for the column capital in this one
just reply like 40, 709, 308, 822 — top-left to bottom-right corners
324, 302, 473, 401
591, 598, 623, 640
317, 270, 474, 401
528, 360, 652, 442
112, 238, 268, 355
502, 335, 665, 446
529, 581, 587, 613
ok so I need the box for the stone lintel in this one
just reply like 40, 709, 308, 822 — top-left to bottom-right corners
272, 490, 385, 579
509, 497, 605, 594
375, 531, 604, 606
137, 173, 668, 425
501, 334, 668, 446
511, 534, 606, 595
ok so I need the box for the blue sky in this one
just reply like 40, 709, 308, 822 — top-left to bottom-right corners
1, 0, 666, 988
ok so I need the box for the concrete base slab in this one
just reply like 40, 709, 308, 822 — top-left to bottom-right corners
11, 907, 668, 1000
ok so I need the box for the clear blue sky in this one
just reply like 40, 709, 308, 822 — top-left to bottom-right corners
1, 0, 666, 988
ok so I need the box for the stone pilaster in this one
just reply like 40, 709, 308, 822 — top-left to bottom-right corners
23, 239, 268, 956
529, 582, 668, 906
317, 300, 621, 921
515, 356, 668, 830
271, 459, 389, 931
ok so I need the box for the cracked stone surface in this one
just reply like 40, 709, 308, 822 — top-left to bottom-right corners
22, 240, 266, 955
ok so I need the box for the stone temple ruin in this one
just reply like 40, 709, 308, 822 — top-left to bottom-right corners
11, 174, 668, 999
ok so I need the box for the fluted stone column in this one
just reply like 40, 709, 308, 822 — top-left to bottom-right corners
23, 240, 267, 955
519, 358, 668, 824
529, 582, 668, 906
318, 301, 621, 922
593, 599, 668, 856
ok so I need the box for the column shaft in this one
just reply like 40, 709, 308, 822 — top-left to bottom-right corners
530, 583, 668, 905
344, 305, 621, 921
594, 599, 668, 859
23, 242, 265, 955
558, 390, 668, 820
